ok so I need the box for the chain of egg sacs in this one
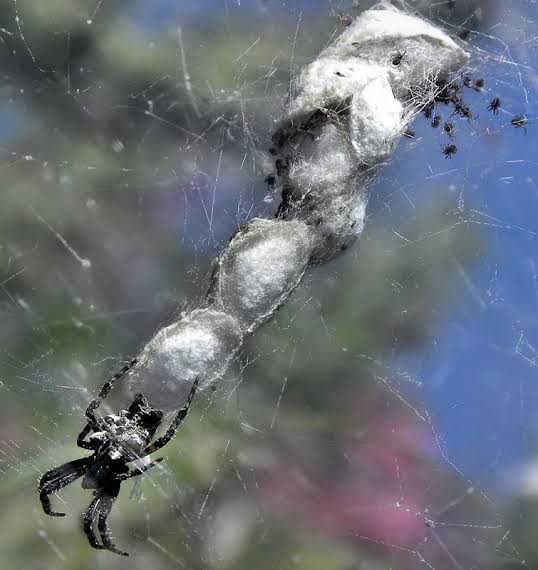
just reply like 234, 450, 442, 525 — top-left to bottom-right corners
127, 3, 471, 411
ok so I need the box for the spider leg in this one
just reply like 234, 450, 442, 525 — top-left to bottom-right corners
39, 457, 90, 517
144, 377, 199, 454
85, 358, 138, 426
119, 457, 164, 480
77, 423, 98, 450
83, 493, 105, 550
97, 491, 129, 557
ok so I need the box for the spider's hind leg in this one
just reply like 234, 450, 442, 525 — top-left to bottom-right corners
38, 457, 90, 517
83, 494, 105, 550
98, 493, 128, 557
83, 484, 128, 556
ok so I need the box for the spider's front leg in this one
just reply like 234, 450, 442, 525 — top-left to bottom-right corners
85, 358, 138, 426
38, 457, 91, 516
76, 423, 99, 450
143, 377, 199, 454
98, 494, 129, 557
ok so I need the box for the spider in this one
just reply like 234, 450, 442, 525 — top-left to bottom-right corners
511, 114, 528, 134
451, 97, 472, 119
390, 49, 406, 67
338, 13, 352, 26
442, 143, 457, 158
449, 81, 464, 94
38, 358, 199, 556
461, 75, 472, 88
488, 97, 501, 115
264, 174, 276, 188
434, 84, 455, 106
443, 121, 454, 138
431, 115, 442, 128
473, 78, 485, 92
423, 101, 435, 119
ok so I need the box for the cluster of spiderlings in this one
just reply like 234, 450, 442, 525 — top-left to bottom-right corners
415, 71, 529, 157
414, 77, 471, 157
415, 74, 519, 157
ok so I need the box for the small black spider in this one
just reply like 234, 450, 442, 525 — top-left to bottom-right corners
275, 158, 289, 177
431, 115, 442, 128
423, 101, 434, 119
338, 13, 352, 26
462, 75, 472, 88
442, 143, 457, 158
391, 49, 406, 67
38, 359, 199, 556
511, 114, 528, 133
443, 121, 454, 138
435, 87, 455, 106
473, 78, 485, 91
451, 97, 472, 119
487, 97, 501, 115
265, 174, 276, 187
434, 78, 459, 105
459, 28, 471, 41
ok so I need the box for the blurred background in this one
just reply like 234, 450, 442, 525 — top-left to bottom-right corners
1, 0, 537, 568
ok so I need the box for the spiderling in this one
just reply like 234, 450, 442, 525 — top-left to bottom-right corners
442, 143, 457, 158
511, 114, 528, 133
451, 97, 472, 119
423, 101, 435, 119
462, 75, 472, 88
473, 78, 485, 91
338, 14, 352, 26
488, 97, 501, 115
391, 49, 407, 67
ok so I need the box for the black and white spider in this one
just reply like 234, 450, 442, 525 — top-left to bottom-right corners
38, 358, 199, 556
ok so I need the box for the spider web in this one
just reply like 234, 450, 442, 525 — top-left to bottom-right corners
0, 0, 537, 568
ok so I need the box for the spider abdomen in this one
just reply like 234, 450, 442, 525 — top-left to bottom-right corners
82, 463, 110, 489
